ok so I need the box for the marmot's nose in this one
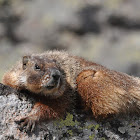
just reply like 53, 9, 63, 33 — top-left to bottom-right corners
51, 69, 61, 81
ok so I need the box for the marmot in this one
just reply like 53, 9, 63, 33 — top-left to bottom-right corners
2, 50, 140, 131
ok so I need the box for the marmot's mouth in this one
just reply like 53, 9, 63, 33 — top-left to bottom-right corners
46, 85, 55, 90
42, 68, 61, 91
45, 77, 61, 90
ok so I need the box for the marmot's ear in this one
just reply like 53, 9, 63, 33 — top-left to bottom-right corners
22, 56, 31, 70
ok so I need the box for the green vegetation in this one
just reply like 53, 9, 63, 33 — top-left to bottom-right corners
55, 113, 79, 128
67, 130, 73, 136
94, 124, 100, 130
54, 113, 101, 138
85, 124, 100, 130
101, 137, 106, 140
89, 134, 95, 140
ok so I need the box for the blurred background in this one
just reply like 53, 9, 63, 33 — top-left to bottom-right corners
0, 0, 140, 81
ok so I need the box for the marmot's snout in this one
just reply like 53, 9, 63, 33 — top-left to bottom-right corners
45, 68, 61, 90
51, 68, 61, 81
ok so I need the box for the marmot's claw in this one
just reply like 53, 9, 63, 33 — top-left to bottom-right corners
15, 116, 36, 132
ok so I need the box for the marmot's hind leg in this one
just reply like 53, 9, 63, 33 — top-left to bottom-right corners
76, 69, 125, 119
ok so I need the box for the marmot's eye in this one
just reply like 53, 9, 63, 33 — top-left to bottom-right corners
34, 64, 40, 70
23, 63, 27, 70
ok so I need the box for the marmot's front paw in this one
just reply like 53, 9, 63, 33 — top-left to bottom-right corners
15, 115, 37, 132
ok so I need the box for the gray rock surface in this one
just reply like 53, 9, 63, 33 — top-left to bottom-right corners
0, 83, 140, 140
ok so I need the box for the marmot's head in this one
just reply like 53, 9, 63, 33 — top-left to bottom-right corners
19, 55, 66, 98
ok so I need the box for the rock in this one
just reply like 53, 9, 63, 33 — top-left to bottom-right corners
0, 0, 21, 43
118, 127, 126, 134
0, 83, 140, 139
0, 23, 5, 39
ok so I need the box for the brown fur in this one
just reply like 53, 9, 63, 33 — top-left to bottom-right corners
2, 50, 140, 130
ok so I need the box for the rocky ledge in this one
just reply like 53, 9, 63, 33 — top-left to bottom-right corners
0, 83, 140, 140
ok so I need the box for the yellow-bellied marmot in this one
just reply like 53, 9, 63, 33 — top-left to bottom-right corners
2, 50, 140, 131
